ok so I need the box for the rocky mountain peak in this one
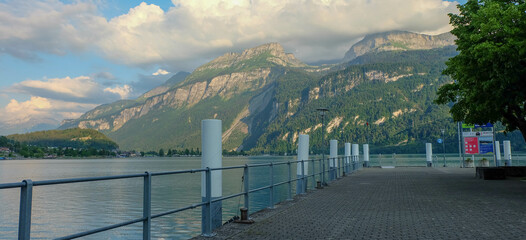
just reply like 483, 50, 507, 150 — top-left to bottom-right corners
196, 42, 306, 72
343, 31, 456, 62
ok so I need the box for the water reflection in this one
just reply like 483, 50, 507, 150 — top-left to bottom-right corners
0, 156, 297, 239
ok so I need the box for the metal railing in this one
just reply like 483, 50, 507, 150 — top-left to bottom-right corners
368, 153, 526, 168
0, 156, 362, 240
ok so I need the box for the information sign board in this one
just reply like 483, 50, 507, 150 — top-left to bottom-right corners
474, 123, 493, 128
479, 136, 494, 154
462, 131, 493, 137
462, 123, 474, 129
464, 137, 479, 154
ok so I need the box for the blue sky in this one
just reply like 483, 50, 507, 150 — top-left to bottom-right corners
0, 0, 465, 135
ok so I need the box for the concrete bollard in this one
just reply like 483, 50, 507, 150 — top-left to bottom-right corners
201, 119, 222, 234
503, 140, 512, 166
495, 141, 501, 167
345, 143, 351, 173
363, 144, 369, 168
352, 144, 360, 168
329, 140, 338, 180
296, 134, 309, 194
426, 143, 433, 167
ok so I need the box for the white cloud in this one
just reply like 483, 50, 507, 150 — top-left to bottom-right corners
0, 74, 135, 134
152, 68, 170, 76
1, 0, 459, 68
103, 84, 132, 99
95, 0, 459, 66
1, 96, 97, 126
9, 76, 129, 103
0, 0, 106, 60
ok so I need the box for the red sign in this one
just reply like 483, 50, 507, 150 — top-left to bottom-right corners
464, 137, 479, 154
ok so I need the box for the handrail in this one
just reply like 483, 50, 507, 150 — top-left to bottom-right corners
0, 156, 362, 239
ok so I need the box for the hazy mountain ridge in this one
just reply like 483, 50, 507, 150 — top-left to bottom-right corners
343, 31, 455, 62
59, 31, 465, 152
59, 42, 313, 150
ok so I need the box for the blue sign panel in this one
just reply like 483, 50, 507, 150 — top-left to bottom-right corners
474, 123, 493, 128
437, 138, 443, 144
479, 136, 494, 154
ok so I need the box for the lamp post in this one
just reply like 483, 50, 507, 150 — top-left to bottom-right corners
441, 129, 446, 167
317, 108, 328, 186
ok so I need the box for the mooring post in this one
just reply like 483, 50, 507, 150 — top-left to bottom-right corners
426, 143, 433, 167
495, 141, 501, 167
352, 144, 360, 168
363, 144, 369, 168
329, 140, 337, 180
503, 140, 512, 166
201, 119, 222, 235
345, 143, 351, 173
19, 179, 33, 240
296, 134, 309, 194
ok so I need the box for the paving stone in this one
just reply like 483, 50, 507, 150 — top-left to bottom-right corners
193, 167, 526, 239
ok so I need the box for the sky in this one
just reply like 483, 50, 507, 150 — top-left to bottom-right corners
0, 0, 467, 135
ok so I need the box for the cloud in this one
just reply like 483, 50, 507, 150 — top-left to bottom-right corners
152, 68, 170, 76
9, 76, 127, 104
129, 73, 172, 97
1, 96, 97, 125
92, 71, 116, 80
0, 0, 106, 61
96, 0, 459, 66
103, 84, 132, 99
1, 0, 459, 68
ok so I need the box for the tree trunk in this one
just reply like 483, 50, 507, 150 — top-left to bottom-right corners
518, 120, 526, 142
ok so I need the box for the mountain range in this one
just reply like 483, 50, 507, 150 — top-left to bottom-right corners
59, 31, 462, 153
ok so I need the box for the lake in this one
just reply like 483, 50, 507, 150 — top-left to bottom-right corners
1, 153, 525, 239
0, 156, 300, 239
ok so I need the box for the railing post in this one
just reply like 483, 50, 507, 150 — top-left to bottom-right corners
244, 164, 250, 212
287, 161, 292, 200
311, 159, 316, 189
340, 157, 346, 177
301, 160, 306, 193
322, 157, 326, 183
203, 167, 213, 236
143, 172, 152, 240
320, 157, 324, 185
269, 163, 274, 209
19, 179, 33, 240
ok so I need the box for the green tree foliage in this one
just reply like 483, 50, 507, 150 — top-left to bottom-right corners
251, 47, 462, 154
436, 0, 526, 140
7, 128, 118, 150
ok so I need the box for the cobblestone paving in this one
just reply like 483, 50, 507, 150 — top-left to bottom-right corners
194, 167, 526, 239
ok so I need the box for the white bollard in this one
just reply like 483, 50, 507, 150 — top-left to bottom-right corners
426, 143, 433, 167
201, 119, 222, 233
345, 143, 351, 173
352, 144, 360, 168
330, 140, 338, 180
296, 134, 309, 194
495, 141, 501, 167
503, 140, 512, 166
363, 144, 369, 168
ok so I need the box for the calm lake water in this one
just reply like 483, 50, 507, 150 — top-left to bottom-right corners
0, 156, 299, 240
2, 153, 525, 239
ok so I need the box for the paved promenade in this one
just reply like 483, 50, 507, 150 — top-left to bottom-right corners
195, 167, 526, 239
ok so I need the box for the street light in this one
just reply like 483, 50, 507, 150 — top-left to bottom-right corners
317, 108, 328, 186
441, 129, 446, 167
